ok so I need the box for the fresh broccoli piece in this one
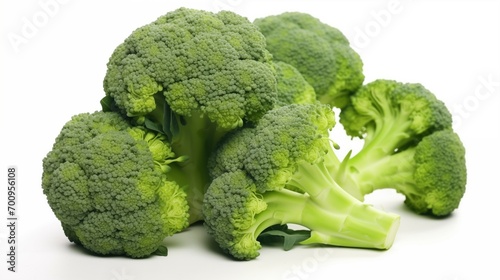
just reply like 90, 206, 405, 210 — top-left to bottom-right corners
42, 111, 189, 258
254, 12, 364, 108
102, 8, 278, 222
334, 79, 466, 216
204, 103, 400, 260
273, 61, 316, 106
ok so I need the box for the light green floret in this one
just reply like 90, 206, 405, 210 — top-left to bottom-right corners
102, 8, 279, 222
204, 103, 400, 260
333, 79, 466, 216
254, 12, 364, 108
273, 61, 316, 106
42, 111, 189, 258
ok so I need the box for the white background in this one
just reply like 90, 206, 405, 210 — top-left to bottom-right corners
1, 0, 499, 279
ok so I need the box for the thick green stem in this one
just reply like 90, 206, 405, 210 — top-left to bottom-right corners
354, 148, 417, 194
253, 189, 399, 250
147, 93, 232, 224
330, 111, 417, 200
168, 112, 227, 224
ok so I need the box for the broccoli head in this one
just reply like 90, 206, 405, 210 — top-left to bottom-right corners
254, 12, 364, 108
102, 8, 279, 222
333, 80, 466, 216
204, 103, 400, 260
42, 111, 189, 258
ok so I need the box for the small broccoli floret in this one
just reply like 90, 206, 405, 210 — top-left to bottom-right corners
254, 12, 364, 108
102, 8, 278, 222
42, 111, 189, 258
273, 61, 316, 106
204, 103, 400, 260
333, 80, 466, 216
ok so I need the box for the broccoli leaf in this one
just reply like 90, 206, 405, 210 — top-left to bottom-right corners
258, 225, 311, 251
153, 245, 169, 257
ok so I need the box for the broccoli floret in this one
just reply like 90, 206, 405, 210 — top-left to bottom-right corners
254, 12, 364, 108
102, 8, 278, 222
42, 111, 189, 258
334, 79, 466, 216
273, 61, 316, 106
204, 103, 400, 260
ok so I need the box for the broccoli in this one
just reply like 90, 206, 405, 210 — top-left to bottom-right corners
273, 61, 316, 106
333, 79, 467, 216
102, 8, 278, 223
254, 12, 364, 108
42, 111, 189, 258
204, 103, 400, 260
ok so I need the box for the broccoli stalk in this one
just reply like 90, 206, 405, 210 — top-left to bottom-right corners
285, 159, 399, 249
204, 170, 399, 260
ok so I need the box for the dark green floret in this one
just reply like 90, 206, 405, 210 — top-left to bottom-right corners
254, 12, 364, 108
42, 111, 189, 258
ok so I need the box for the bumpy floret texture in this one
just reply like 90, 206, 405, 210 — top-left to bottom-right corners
103, 7, 277, 129
42, 112, 189, 258
273, 61, 316, 106
407, 129, 467, 216
245, 103, 335, 191
254, 12, 364, 108
203, 170, 267, 260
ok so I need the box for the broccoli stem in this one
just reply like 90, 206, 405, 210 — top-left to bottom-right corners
347, 147, 420, 197
350, 100, 416, 166
330, 111, 417, 200
334, 134, 418, 199
279, 154, 399, 249
168, 111, 230, 224
146, 93, 231, 224
253, 188, 399, 250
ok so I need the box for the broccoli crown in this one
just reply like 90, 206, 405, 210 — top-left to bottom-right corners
340, 79, 453, 154
407, 129, 467, 216
103, 7, 277, 129
254, 12, 364, 108
203, 170, 267, 260
244, 103, 335, 191
273, 61, 316, 106
42, 112, 189, 258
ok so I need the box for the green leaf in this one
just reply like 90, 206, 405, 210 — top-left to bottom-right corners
100, 95, 115, 112
144, 118, 165, 135
258, 224, 311, 251
163, 100, 177, 141
153, 245, 168, 257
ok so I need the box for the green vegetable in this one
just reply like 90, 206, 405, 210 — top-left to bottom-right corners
42, 111, 189, 258
332, 80, 467, 216
204, 103, 400, 260
42, 7, 468, 260
254, 12, 364, 108
102, 7, 278, 223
